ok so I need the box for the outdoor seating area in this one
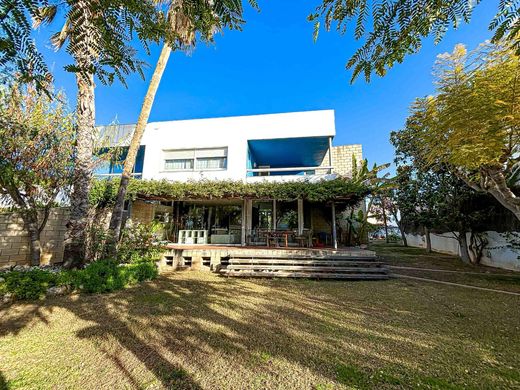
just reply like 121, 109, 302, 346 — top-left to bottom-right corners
143, 197, 344, 249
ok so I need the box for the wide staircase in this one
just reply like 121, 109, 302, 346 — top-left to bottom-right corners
218, 252, 390, 280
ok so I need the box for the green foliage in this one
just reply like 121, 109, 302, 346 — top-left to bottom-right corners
90, 177, 370, 206
126, 261, 159, 283
310, 1, 519, 82
408, 42, 520, 172
71, 259, 126, 293
71, 259, 158, 294
0, 269, 59, 300
0, 259, 158, 300
0, 83, 75, 208
117, 222, 165, 263
0, 0, 50, 88
393, 39, 520, 222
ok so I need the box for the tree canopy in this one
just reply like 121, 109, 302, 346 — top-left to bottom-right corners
396, 40, 520, 220
0, 82, 75, 264
310, 0, 520, 82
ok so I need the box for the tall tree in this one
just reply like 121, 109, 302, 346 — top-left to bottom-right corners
401, 40, 520, 221
108, 0, 257, 243
392, 120, 497, 264
34, 0, 166, 266
0, 82, 75, 265
310, 0, 519, 82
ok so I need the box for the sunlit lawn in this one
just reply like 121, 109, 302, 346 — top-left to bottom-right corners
1, 249, 520, 389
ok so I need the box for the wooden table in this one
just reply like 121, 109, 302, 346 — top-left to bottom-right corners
267, 230, 294, 247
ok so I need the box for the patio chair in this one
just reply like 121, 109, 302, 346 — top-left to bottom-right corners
295, 229, 313, 247
266, 231, 279, 247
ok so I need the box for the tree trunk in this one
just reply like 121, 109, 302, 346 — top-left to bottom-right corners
399, 224, 408, 246
425, 227, 432, 252
456, 167, 520, 221
458, 231, 471, 264
63, 71, 95, 267
23, 211, 41, 266
382, 205, 389, 243
108, 44, 172, 248
26, 222, 41, 266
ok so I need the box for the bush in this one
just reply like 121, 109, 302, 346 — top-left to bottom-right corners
72, 259, 127, 294
1, 269, 59, 300
127, 261, 159, 282
72, 259, 158, 294
117, 221, 164, 263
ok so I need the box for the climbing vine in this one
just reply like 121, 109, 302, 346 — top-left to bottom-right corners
89, 178, 369, 208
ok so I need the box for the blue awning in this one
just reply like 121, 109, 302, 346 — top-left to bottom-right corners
248, 136, 329, 168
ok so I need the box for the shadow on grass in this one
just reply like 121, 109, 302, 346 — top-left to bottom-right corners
1, 271, 520, 389
0, 372, 8, 390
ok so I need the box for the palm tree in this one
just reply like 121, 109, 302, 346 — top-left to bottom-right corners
35, 0, 166, 266
108, 0, 257, 243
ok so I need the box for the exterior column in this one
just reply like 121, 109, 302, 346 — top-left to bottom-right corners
328, 136, 333, 174
246, 199, 252, 243
241, 199, 247, 246
331, 202, 338, 249
272, 199, 277, 230
297, 198, 304, 235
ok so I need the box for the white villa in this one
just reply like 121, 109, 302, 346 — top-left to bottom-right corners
95, 110, 363, 250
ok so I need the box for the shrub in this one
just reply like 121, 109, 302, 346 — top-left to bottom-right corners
72, 259, 158, 294
117, 221, 164, 263
127, 261, 159, 282
1, 269, 58, 300
72, 259, 127, 294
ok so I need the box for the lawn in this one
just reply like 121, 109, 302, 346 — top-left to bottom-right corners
1, 246, 520, 389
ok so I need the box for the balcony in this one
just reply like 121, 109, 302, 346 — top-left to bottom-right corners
246, 136, 332, 179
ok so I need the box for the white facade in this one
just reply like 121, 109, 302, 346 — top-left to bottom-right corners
121, 110, 335, 182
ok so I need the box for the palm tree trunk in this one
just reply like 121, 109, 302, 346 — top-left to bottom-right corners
63, 71, 95, 267
108, 44, 172, 245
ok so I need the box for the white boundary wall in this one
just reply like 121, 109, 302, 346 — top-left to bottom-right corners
405, 231, 520, 272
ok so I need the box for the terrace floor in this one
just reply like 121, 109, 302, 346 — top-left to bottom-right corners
1, 243, 520, 389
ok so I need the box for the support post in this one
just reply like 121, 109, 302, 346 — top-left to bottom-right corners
272, 199, 277, 230
328, 136, 333, 174
297, 198, 304, 235
241, 199, 247, 246
331, 202, 338, 249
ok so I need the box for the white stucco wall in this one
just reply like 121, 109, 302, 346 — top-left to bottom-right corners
405, 231, 520, 272
139, 110, 336, 181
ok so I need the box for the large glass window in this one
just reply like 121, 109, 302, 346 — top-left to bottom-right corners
163, 147, 227, 171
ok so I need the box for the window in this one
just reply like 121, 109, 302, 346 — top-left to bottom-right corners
165, 158, 194, 170
163, 147, 227, 171
196, 157, 226, 170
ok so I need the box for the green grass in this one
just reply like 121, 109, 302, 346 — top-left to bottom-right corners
372, 241, 520, 293
1, 252, 520, 389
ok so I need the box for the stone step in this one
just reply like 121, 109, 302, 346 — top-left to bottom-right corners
220, 271, 390, 280
230, 254, 377, 260
226, 265, 387, 273
228, 259, 382, 266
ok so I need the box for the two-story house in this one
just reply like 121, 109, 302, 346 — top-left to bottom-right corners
95, 110, 363, 249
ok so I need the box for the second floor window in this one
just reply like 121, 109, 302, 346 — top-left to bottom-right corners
196, 157, 226, 170
163, 147, 227, 171
165, 158, 194, 170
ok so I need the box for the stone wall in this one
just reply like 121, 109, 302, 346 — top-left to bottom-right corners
130, 200, 155, 224
319, 144, 363, 176
0, 208, 69, 267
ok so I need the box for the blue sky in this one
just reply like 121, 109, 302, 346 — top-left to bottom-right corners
36, 0, 499, 168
